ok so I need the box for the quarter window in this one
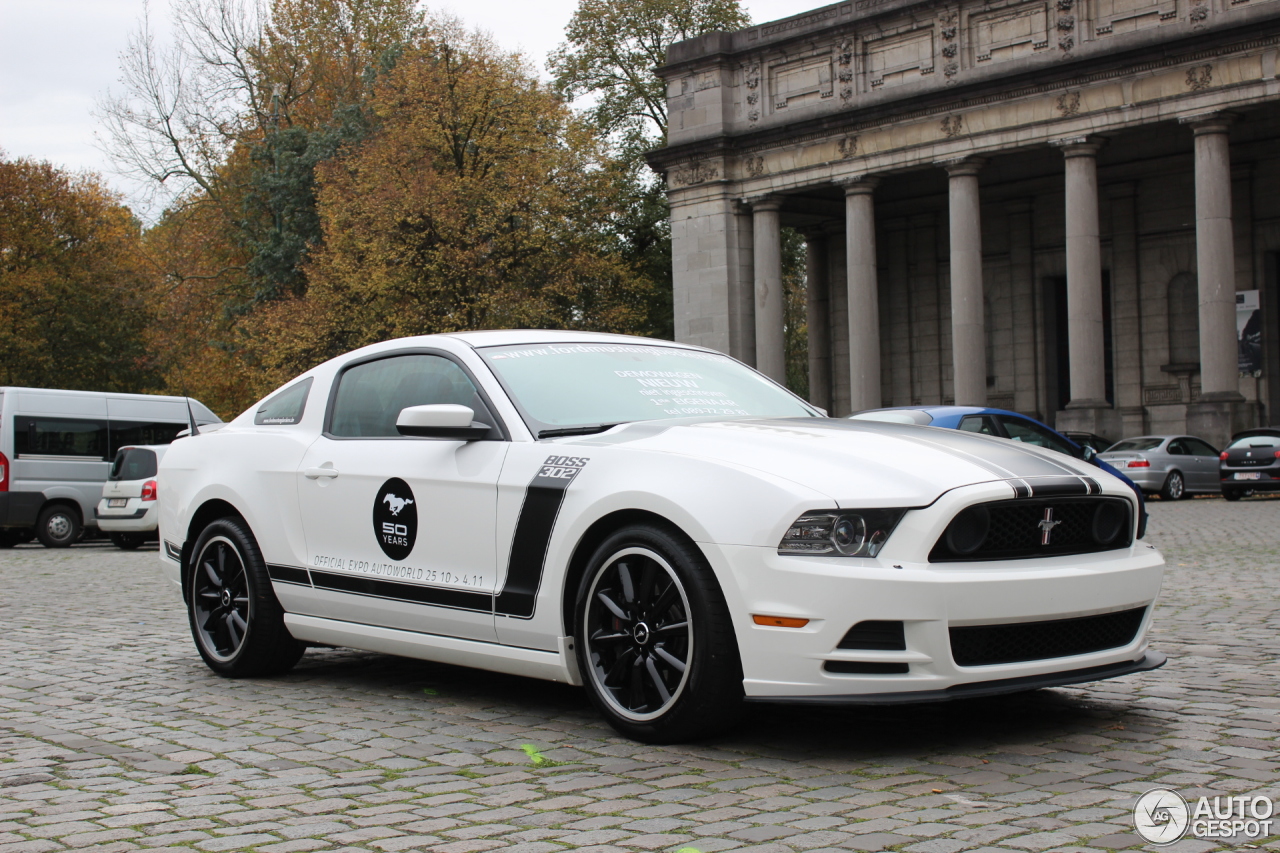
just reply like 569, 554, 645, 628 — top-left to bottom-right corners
255, 377, 313, 426
108, 421, 186, 456
330, 354, 484, 438
1185, 438, 1219, 457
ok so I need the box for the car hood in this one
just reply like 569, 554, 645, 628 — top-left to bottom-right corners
572, 417, 1114, 505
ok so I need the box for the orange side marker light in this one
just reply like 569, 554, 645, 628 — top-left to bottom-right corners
752, 615, 810, 628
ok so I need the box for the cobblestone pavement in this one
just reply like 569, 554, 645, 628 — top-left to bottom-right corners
1, 497, 1277, 853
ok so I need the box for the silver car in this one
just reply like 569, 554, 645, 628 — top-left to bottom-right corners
1098, 435, 1221, 500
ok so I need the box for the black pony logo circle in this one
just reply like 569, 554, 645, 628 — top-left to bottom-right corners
373, 478, 417, 561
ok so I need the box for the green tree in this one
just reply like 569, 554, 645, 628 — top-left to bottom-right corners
549, 0, 750, 342
250, 22, 656, 382
0, 155, 156, 392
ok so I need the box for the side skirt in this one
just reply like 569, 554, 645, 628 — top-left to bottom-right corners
283, 614, 583, 686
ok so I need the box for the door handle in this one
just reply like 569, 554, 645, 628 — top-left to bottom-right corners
304, 467, 339, 479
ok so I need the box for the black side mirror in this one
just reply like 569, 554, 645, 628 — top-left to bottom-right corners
1080, 445, 1096, 463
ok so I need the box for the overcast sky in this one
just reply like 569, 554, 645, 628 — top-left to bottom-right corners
0, 0, 800, 215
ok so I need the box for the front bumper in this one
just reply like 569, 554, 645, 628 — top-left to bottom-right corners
94, 500, 158, 532
704, 481, 1166, 701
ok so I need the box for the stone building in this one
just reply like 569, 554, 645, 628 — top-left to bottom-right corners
646, 0, 1280, 448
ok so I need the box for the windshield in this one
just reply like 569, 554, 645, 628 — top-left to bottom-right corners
109, 448, 157, 481
1106, 438, 1164, 452
478, 342, 815, 434
1228, 435, 1280, 449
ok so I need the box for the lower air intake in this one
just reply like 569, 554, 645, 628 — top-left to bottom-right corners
950, 607, 1146, 666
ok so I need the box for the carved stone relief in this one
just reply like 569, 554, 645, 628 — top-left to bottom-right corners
1186, 64, 1214, 89
744, 156, 767, 177
1057, 90, 1082, 115
972, 3, 1050, 64
669, 161, 720, 187
836, 38, 855, 104
865, 27, 937, 88
941, 114, 965, 137
743, 62, 761, 123
838, 135, 859, 158
1093, 0, 1177, 37
771, 53, 835, 110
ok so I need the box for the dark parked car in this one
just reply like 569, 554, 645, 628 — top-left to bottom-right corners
1220, 427, 1280, 500
1062, 431, 1114, 454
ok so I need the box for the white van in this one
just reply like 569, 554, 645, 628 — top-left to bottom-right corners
0, 387, 220, 548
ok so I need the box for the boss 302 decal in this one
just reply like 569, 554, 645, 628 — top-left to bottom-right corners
270, 456, 588, 617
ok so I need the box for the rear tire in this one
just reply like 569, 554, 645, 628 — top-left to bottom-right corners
36, 505, 81, 548
1161, 471, 1185, 501
109, 532, 148, 550
1223, 488, 1243, 501
187, 517, 304, 677
574, 523, 743, 743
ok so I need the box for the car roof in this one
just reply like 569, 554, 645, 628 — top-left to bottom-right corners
439, 330, 714, 351
1232, 427, 1280, 439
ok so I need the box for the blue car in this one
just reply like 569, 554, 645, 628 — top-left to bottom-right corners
849, 406, 1147, 538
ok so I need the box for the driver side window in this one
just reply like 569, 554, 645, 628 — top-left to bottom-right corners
330, 354, 484, 438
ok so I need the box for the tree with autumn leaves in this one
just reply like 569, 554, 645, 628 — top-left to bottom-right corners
1, 0, 762, 418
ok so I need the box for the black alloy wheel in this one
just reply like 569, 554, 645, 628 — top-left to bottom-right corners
187, 517, 303, 677
1161, 471, 1185, 501
576, 524, 743, 743
36, 505, 81, 548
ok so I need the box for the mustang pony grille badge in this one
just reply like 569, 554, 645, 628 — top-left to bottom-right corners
1038, 507, 1063, 545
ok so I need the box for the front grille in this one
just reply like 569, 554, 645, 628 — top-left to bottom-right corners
949, 607, 1146, 666
930, 497, 1132, 562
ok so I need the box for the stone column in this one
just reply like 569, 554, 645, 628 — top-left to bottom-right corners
802, 229, 832, 412
1006, 199, 1039, 417
944, 159, 987, 406
1054, 138, 1118, 437
843, 177, 882, 412
1107, 183, 1147, 437
1185, 115, 1246, 446
730, 203, 757, 366
751, 197, 786, 383
827, 228, 851, 416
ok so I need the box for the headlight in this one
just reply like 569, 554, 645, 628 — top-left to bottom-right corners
778, 509, 907, 557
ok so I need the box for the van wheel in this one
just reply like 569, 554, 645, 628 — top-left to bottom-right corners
36, 505, 81, 548
187, 517, 304, 677
109, 532, 148, 550
575, 524, 743, 743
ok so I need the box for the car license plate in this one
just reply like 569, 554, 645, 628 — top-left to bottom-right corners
108, 498, 128, 507
1234, 472, 1261, 480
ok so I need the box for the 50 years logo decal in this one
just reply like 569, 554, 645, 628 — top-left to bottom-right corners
373, 478, 417, 560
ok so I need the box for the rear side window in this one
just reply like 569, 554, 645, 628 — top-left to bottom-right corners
958, 415, 999, 435
14, 417, 108, 459
108, 421, 186, 455
1108, 438, 1163, 452
255, 377, 313, 426
998, 417, 1077, 457
330, 355, 482, 438
1185, 439, 1218, 457
110, 448, 158, 481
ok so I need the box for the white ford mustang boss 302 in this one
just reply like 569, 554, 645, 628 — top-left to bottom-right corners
158, 331, 1166, 742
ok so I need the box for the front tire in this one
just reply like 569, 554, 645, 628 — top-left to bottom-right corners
1161, 471, 1185, 501
36, 505, 81, 548
575, 524, 743, 743
187, 517, 303, 677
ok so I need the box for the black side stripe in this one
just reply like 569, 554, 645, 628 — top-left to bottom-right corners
494, 458, 586, 619
267, 564, 312, 586
310, 569, 492, 612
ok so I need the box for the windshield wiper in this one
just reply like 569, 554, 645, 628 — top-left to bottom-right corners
538, 423, 626, 439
